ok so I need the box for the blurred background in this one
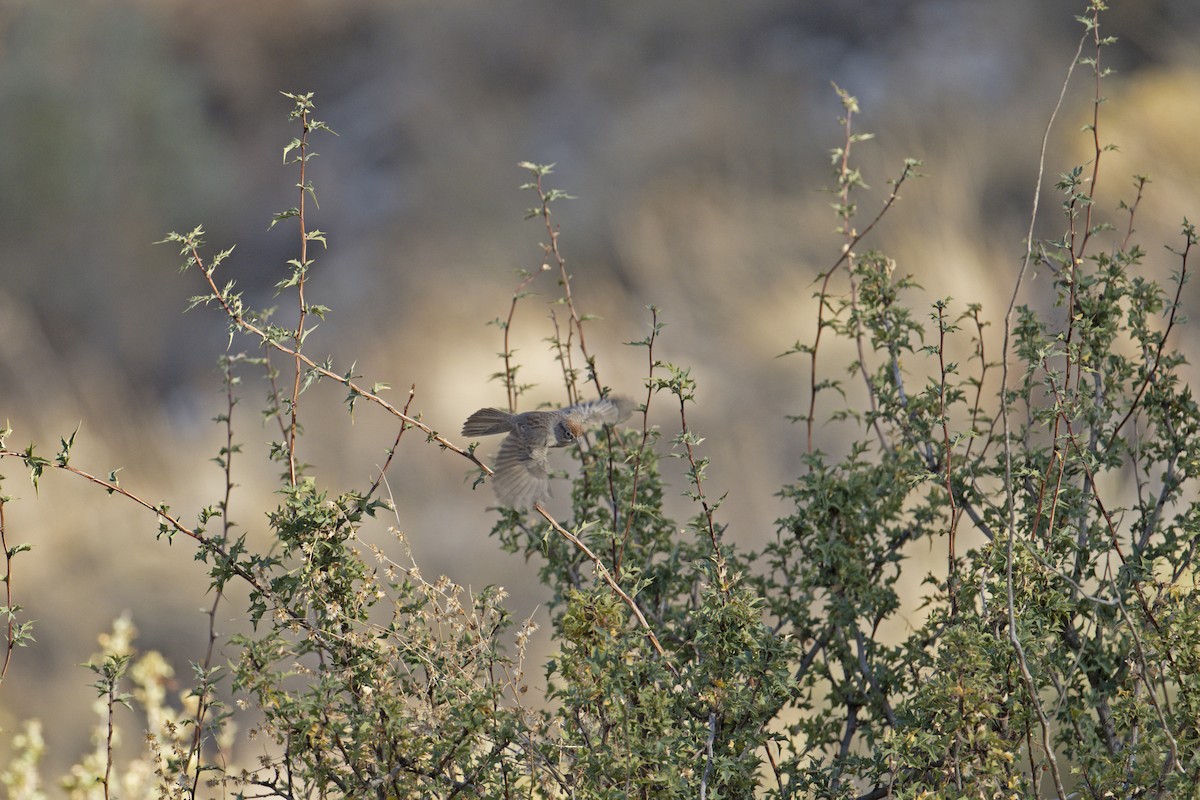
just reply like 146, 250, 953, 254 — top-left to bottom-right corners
1, 0, 1197, 780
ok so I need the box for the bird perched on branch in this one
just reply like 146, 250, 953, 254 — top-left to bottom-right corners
462, 396, 634, 509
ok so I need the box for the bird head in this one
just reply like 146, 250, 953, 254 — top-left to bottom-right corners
553, 416, 583, 446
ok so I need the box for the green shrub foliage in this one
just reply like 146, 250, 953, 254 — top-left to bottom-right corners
2, 4, 1198, 798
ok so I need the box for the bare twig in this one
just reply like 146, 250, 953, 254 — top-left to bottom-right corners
1104, 231, 1192, 452
935, 302, 962, 615
187, 354, 244, 798
804, 132, 919, 453
174, 238, 492, 476
0, 498, 15, 684
0, 449, 349, 657
674, 393, 729, 597
996, 15, 1091, 800
617, 307, 661, 574
103, 672, 117, 800
284, 100, 315, 487
526, 167, 603, 400
854, 628, 897, 729
500, 272, 539, 413
700, 712, 717, 800
1119, 175, 1147, 252
365, 385, 417, 501
534, 503, 678, 676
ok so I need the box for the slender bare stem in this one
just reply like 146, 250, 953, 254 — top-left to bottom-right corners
501, 272, 538, 413
179, 241, 492, 476
997, 20, 1090, 800
0, 499, 14, 684
529, 170, 603, 399
535, 503, 678, 677
617, 307, 660, 574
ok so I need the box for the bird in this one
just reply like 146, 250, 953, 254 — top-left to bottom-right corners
462, 396, 634, 509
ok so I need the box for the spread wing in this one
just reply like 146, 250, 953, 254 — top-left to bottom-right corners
492, 433, 551, 509
563, 396, 634, 428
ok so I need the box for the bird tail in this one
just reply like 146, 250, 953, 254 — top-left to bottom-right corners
462, 408, 515, 436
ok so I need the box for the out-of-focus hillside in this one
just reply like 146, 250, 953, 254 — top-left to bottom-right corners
0, 0, 1197, 779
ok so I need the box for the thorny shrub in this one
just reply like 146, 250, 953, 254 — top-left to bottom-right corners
2, 4, 1198, 798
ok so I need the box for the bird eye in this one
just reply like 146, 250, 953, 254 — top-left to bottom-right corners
556, 421, 576, 443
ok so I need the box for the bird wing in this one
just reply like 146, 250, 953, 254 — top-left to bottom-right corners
492, 433, 551, 509
563, 396, 634, 427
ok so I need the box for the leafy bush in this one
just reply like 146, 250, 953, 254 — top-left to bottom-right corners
2, 3, 1198, 798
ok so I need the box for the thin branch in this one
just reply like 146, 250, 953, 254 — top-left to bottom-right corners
103, 674, 116, 800
674, 391, 728, 596
177, 240, 492, 476
935, 302, 962, 616
0, 498, 15, 684
188, 353, 242, 798
285, 102, 313, 488
365, 385, 418, 501
617, 306, 661, 575
1104, 230, 1191, 452
501, 272, 539, 413
996, 17, 1090, 800
527, 168, 603, 400
700, 712, 717, 800
534, 503, 678, 677
853, 628, 897, 729
804, 147, 918, 454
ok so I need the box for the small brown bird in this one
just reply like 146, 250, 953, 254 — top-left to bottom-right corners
462, 396, 634, 509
